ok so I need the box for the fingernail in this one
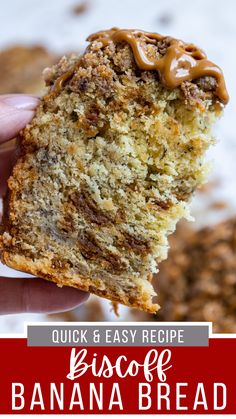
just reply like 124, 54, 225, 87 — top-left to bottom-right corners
1, 94, 40, 110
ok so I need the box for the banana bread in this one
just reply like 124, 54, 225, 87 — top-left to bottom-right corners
0, 29, 228, 312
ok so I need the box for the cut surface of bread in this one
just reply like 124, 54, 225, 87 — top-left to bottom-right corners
0, 29, 227, 312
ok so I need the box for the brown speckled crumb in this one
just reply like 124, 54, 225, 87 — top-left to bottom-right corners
111, 301, 119, 317
0, 31, 223, 312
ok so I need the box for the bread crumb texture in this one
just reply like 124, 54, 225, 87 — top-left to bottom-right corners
0, 34, 221, 312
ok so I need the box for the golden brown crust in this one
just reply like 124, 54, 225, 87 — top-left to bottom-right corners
0, 250, 159, 313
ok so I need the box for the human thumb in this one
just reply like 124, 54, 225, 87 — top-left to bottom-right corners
0, 94, 40, 143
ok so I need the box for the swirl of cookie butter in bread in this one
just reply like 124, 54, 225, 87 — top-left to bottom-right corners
87, 28, 229, 104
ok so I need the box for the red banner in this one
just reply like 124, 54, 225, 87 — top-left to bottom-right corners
0, 336, 235, 414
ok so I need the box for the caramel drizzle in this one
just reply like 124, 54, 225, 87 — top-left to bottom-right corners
88, 28, 229, 104
53, 28, 228, 104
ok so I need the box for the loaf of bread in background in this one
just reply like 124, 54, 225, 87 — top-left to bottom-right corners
0, 45, 58, 152
0, 45, 58, 95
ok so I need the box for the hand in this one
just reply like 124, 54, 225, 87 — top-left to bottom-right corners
0, 94, 89, 314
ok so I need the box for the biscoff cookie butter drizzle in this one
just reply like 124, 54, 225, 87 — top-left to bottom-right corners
53, 28, 229, 104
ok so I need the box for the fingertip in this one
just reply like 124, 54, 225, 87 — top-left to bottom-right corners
24, 277, 90, 314
0, 94, 40, 111
0, 105, 34, 143
0, 276, 89, 315
47, 283, 90, 314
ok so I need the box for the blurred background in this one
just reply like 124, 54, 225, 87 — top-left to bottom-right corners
0, 0, 236, 333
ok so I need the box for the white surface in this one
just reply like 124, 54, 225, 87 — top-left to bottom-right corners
0, 0, 236, 332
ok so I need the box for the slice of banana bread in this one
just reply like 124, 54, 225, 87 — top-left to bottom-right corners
0, 29, 228, 312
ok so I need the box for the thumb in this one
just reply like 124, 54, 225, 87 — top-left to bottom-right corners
0, 94, 40, 143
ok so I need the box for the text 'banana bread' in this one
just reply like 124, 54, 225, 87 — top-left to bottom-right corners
0, 28, 228, 312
